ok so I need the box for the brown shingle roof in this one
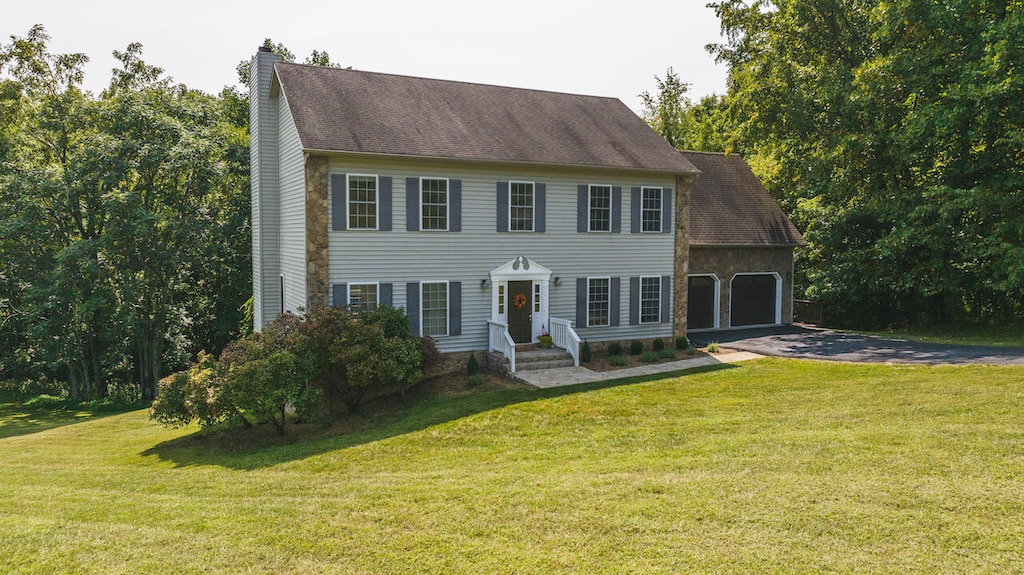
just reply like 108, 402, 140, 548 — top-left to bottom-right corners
273, 63, 697, 173
683, 151, 805, 246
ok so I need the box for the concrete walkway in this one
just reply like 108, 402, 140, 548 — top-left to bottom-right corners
516, 351, 763, 389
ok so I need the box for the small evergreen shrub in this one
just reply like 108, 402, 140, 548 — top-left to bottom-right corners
468, 374, 484, 387
658, 348, 676, 359
686, 344, 697, 355
610, 355, 627, 366
641, 351, 659, 362
581, 340, 592, 363
466, 352, 479, 376
607, 342, 623, 356
675, 336, 689, 350
629, 340, 644, 355
652, 338, 665, 351
707, 341, 721, 353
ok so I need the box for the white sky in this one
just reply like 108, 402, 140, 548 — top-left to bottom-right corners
5, 0, 729, 113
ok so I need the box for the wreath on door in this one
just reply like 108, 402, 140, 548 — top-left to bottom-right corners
512, 293, 529, 310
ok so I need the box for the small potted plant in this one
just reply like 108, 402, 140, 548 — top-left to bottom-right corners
538, 326, 553, 348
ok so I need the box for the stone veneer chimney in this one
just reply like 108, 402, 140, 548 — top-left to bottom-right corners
673, 174, 693, 339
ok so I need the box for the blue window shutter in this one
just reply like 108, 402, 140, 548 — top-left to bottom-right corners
450, 179, 462, 232
612, 186, 622, 233
406, 177, 420, 231
331, 174, 347, 231
332, 283, 347, 307
662, 187, 672, 234
661, 276, 672, 323
577, 185, 588, 233
407, 283, 420, 335
496, 181, 509, 232
576, 279, 587, 327
629, 276, 640, 325
449, 281, 462, 336
535, 183, 546, 232
380, 283, 393, 306
630, 187, 640, 233
379, 177, 393, 231
610, 277, 621, 327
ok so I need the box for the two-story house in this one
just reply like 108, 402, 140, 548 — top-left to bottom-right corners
249, 47, 802, 371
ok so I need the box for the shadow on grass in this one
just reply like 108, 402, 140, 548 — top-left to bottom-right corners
142, 363, 738, 471
0, 398, 146, 439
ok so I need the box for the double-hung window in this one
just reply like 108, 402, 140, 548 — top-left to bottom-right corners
421, 282, 449, 337
348, 174, 378, 230
587, 277, 610, 327
639, 276, 661, 324
421, 177, 448, 231
510, 181, 534, 232
348, 283, 378, 312
589, 185, 611, 232
641, 186, 662, 232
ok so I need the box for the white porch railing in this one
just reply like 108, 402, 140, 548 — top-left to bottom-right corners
550, 317, 581, 367
488, 320, 516, 373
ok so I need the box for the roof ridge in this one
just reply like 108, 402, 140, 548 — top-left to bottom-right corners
273, 61, 624, 104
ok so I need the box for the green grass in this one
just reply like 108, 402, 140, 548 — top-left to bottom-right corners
859, 324, 1024, 347
3, 359, 1024, 573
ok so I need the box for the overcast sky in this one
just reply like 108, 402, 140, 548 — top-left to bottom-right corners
5, 0, 729, 113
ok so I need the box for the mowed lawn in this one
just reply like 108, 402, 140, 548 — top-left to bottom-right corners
2, 359, 1024, 574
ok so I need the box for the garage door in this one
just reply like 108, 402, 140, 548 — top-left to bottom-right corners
731, 274, 778, 327
687, 276, 717, 330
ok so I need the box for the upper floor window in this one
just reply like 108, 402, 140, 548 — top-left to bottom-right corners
348, 174, 378, 230
641, 186, 662, 232
589, 185, 611, 232
421, 177, 448, 231
510, 181, 534, 232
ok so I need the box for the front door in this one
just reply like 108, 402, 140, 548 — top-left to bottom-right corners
508, 280, 533, 343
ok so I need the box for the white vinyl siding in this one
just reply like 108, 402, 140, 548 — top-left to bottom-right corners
509, 181, 534, 231
587, 277, 610, 327
348, 175, 378, 230
589, 185, 611, 232
421, 177, 448, 231
640, 275, 661, 324
641, 186, 662, 232
327, 156, 676, 351
277, 91, 307, 316
421, 282, 448, 337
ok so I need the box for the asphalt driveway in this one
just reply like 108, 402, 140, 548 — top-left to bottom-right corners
690, 326, 1024, 365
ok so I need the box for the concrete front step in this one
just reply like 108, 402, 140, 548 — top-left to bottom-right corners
487, 347, 575, 373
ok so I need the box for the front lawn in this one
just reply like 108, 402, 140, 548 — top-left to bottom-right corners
2, 359, 1023, 573
860, 324, 1024, 347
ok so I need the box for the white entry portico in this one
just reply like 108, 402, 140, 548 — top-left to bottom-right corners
488, 256, 552, 344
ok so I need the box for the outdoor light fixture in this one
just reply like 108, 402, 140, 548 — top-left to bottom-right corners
481, 278, 491, 289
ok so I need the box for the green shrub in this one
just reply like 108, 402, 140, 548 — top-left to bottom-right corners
686, 345, 697, 355
150, 371, 191, 427
641, 351, 659, 362
675, 336, 690, 350
658, 348, 676, 359
581, 340, 592, 363
466, 352, 480, 376
652, 338, 665, 351
607, 342, 623, 356
707, 341, 721, 354
468, 374, 484, 387
629, 340, 644, 355
610, 355, 627, 366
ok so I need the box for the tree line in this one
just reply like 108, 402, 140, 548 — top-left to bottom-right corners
643, 0, 1023, 329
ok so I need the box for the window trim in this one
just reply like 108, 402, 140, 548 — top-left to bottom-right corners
588, 184, 612, 233
508, 180, 535, 233
419, 176, 449, 232
347, 173, 380, 231
420, 280, 450, 337
639, 275, 662, 324
640, 186, 662, 233
587, 276, 611, 328
347, 282, 380, 313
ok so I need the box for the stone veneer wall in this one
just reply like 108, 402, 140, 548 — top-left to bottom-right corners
689, 246, 796, 328
673, 174, 692, 339
306, 155, 330, 311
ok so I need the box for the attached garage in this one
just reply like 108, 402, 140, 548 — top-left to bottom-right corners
730, 273, 781, 327
687, 275, 719, 330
